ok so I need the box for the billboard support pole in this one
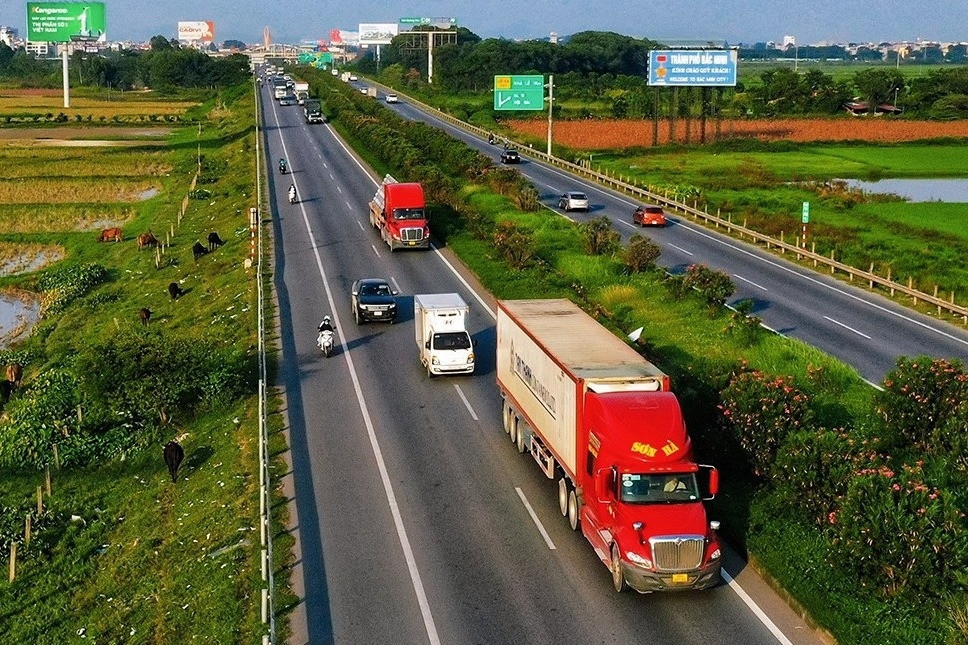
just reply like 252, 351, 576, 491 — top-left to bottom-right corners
62, 48, 70, 108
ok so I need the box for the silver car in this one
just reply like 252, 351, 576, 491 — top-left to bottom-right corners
558, 191, 589, 212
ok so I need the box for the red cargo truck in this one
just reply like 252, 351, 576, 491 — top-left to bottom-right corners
497, 299, 722, 593
368, 174, 430, 251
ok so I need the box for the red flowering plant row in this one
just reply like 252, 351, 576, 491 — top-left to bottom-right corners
720, 356, 968, 603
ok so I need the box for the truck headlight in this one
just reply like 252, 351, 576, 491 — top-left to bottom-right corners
708, 547, 721, 561
626, 551, 652, 568
467, 352, 475, 363
432, 357, 439, 365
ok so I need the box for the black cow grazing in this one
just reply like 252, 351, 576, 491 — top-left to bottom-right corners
163, 440, 185, 483
0, 380, 13, 405
207, 231, 225, 251
192, 241, 208, 262
168, 282, 185, 300
139, 307, 152, 327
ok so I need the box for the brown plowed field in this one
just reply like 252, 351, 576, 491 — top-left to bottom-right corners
506, 118, 968, 148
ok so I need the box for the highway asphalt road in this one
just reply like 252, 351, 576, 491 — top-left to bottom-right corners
372, 85, 968, 385
260, 80, 827, 645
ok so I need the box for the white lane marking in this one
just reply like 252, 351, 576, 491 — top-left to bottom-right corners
371, 244, 380, 256
823, 315, 872, 339
336, 185, 342, 194
669, 243, 693, 256
345, 201, 353, 210
735, 274, 769, 291
618, 220, 637, 230
515, 487, 556, 550
357, 221, 365, 231
277, 133, 442, 645
453, 384, 479, 421
722, 569, 794, 645
675, 222, 968, 348
390, 277, 402, 293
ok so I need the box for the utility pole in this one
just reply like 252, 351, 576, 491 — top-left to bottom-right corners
546, 75, 554, 156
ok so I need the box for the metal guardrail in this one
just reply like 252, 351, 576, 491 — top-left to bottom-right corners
253, 79, 276, 645
365, 79, 968, 325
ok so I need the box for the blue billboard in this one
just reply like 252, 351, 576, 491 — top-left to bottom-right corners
648, 49, 738, 87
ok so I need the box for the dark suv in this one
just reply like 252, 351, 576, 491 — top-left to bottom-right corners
351, 278, 398, 324
500, 149, 520, 164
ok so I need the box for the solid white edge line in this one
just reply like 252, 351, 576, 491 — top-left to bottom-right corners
515, 487, 556, 550
453, 384, 479, 421
668, 243, 694, 256
721, 569, 794, 645
277, 128, 442, 645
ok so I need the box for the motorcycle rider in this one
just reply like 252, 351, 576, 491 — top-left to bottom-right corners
288, 183, 297, 203
317, 315, 335, 350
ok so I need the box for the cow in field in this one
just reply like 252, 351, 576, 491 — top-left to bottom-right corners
137, 231, 159, 250
6, 363, 22, 388
192, 241, 208, 262
0, 380, 12, 405
168, 282, 185, 300
139, 307, 152, 327
98, 227, 123, 243
163, 440, 185, 483
207, 231, 225, 251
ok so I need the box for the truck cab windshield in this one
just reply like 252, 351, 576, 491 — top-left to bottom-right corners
393, 207, 425, 221
620, 473, 699, 503
432, 332, 471, 350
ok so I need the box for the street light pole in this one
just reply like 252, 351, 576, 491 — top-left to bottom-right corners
546, 74, 554, 156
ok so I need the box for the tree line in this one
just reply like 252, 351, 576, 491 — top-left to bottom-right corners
0, 36, 250, 91
361, 29, 968, 119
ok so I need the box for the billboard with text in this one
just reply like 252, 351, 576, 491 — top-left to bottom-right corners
27, 2, 105, 42
177, 21, 215, 43
648, 49, 737, 86
358, 23, 398, 45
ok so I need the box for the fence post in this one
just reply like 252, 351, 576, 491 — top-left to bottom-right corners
25, 514, 31, 545
8, 543, 15, 583
869, 263, 875, 289
36, 486, 43, 515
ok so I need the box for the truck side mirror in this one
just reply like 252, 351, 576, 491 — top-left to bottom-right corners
424, 341, 430, 350
594, 468, 614, 502
699, 464, 719, 500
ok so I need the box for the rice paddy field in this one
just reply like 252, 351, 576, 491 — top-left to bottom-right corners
0, 88, 197, 120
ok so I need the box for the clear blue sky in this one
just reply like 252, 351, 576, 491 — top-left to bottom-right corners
2, 0, 966, 45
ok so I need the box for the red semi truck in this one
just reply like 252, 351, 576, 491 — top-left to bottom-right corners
496, 299, 722, 593
368, 174, 430, 251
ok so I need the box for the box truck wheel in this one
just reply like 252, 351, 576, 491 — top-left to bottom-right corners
516, 423, 526, 453
567, 489, 580, 531
558, 477, 570, 517
610, 544, 628, 593
509, 416, 519, 447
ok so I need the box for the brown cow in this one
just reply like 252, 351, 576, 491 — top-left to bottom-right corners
137, 231, 159, 250
139, 308, 152, 327
5, 363, 22, 388
98, 227, 123, 243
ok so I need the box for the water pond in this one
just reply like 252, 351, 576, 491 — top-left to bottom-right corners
843, 178, 968, 203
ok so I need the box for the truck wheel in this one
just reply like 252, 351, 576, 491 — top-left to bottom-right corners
611, 544, 628, 593
509, 417, 519, 446
557, 477, 570, 517
354, 308, 361, 325
515, 422, 526, 453
567, 489, 580, 531
502, 402, 513, 435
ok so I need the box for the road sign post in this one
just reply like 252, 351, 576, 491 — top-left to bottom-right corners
801, 201, 809, 247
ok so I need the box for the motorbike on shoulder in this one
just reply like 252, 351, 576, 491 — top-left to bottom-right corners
317, 329, 334, 357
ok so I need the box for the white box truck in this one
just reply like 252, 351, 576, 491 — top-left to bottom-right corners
414, 294, 475, 377
294, 82, 310, 104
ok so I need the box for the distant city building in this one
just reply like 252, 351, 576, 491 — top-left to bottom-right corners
782, 35, 796, 49
550, 31, 558, 45
0, 26, 18, 47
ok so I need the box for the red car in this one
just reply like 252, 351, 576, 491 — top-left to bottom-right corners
633, 205, 667, 227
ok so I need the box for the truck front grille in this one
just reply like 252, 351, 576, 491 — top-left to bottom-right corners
401, 227, 424, 242
650, 536, 705, 571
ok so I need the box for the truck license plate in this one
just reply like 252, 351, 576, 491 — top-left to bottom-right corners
672, 573, 688, 584
407, 241, 415, 246
373, 311, 382, 316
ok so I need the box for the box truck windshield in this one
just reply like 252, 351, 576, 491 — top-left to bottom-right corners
432, 332, 471, 350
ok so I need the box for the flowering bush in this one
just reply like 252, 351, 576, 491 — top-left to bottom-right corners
622, 234, 662, 273
719, 368, 811, 478
772, 428, 883, 527
831, 462, 968, 599
683, 263, 735, 312
492, 220, 536, 269
580, 216, 620, 255
877, 356, 968, 452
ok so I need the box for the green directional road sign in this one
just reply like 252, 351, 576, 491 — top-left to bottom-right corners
493, 74, 545, 111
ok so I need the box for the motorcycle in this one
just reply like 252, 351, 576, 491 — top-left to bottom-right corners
317, 329, 334, 357
288, 187, 297, 204
279, 160, 287, 174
